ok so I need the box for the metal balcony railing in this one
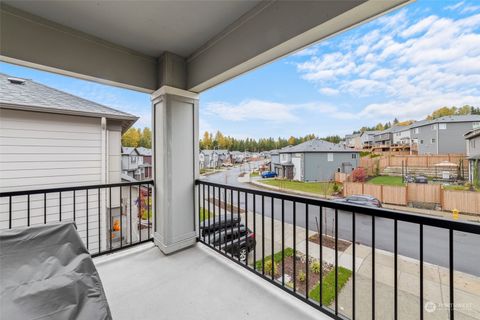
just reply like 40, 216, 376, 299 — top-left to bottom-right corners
195, 180, 480, 320
0, 180, 154, 257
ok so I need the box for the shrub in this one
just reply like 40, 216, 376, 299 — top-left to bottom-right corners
352, 167, 367, 182
310, 261, 321, 274
332, 183, 340, 193
298, 271, 306, 282
264, 260, 278, 276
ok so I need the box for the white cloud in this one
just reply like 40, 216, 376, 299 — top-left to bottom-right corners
204, 99, 355, 123
295, 8, 480, 121
445, 1, 464, 11
319, 87, 339, 96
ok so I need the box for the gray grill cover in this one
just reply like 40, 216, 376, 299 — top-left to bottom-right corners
0, 223, 112, 320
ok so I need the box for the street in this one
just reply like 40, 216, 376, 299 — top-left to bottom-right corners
201, 165, 480, 276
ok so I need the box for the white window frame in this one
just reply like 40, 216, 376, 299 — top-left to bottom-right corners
327, 153, 334, 162
439, 123, 447, 130
414, 128, 419, 134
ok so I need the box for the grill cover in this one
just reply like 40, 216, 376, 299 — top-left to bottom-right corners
0, 222, 112, 320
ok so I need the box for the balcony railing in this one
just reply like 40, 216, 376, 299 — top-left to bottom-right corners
195, 180, 480, 320
0, 180, 154, 257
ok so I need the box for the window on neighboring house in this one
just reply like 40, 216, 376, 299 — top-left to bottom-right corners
473, 122, 480, 129
431, 124, 437, 130
327, 153, 334, 162
439, 123, 447, 130
420, 140, 424, 144
352, 154, 357, 159
131, 156, 136, 163
414, 128, 419, 134
431, 138, 436, 143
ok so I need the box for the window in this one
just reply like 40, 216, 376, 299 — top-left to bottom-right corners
439, 123, 447, 130
431, 138, 436, 143
352, 154, 357, 159
420, 140, 424, 144
473, 122, 480, 129
131, 156, 136, 163
327, 153, 334, 162
414, 128, 419, 134
431, 124, 437, 130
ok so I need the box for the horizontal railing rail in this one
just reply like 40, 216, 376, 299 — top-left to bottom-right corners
195, 179, 480, 320
0, 180, 155, 257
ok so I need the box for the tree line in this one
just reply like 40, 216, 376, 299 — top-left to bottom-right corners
199, 131, 342, 152
122, 127, 152, 148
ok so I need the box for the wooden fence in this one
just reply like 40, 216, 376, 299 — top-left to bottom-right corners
343, 182, 480, 214
334, 172, 349, 183
360, 154, 467, 171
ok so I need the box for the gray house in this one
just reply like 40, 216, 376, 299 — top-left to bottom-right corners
465, 129, 480, 183
274, 139, 359, 182
373, 127, 394, 146
360, 130, 380, 147
410, 115, 480, 155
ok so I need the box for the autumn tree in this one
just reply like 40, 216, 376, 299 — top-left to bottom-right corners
122, 128, 141, 147
139, 127, 152, 148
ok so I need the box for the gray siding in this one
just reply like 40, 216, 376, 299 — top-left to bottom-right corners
412, 122, 476, 154
467, 135, 480, 157
303, 152, 358, 182
438, 122, 475, 154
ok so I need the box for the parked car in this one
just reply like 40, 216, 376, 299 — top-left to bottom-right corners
261, 171, 277, 178
200, 214, 240, 237
334, 195, 382, 208
210, 225, 256, 262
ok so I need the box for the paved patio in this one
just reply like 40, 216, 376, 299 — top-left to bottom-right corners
94, 242, 331, 320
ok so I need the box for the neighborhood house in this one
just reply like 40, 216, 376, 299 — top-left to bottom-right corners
274, 139, 359, 182
465, 129, 480, 183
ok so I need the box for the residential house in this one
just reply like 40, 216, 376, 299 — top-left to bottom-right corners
410, 115, 480, 155
465, 129, 480, 183
136, 147, 153, 179
0, 73, 138, 246
0, 73, 138, 192
344, 133, 361, 149
360, 130, 380, 148
392, 125, 412, 145
274, 139, 359, 181
373, 128, 394, 147
122, 147, 144, 180
199, 149, 229, 168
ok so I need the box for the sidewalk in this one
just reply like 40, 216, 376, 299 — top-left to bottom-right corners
250, 179, 480, 223
206, 200, 480, 319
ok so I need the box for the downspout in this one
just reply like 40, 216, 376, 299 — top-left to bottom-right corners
101, 117, 107, 183
436, 123, 439, 154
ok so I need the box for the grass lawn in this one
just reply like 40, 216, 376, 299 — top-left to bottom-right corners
443, 184, 480, 192
199, 208, 214, 222
367, 176, 405, 186
260, 179, 336, 196
250, 171, 260, 177
255, 247, 294, 270
309, 266, 352, 306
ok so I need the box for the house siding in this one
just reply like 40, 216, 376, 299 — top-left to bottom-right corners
303, 152, 358, 182
0, 109, 103, 192
412, 122, 476, 154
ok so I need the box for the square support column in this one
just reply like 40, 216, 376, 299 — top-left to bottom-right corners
151, 86, 199, 254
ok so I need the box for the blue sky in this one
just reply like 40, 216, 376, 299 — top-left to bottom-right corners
1, 0, 479, 139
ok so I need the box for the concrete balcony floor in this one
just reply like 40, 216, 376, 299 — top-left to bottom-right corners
94, 242, 331, 320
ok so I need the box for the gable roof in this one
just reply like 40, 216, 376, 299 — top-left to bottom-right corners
121, 147, 139, 155
136, 147, 152, 156
410, 115, 480, 129
0, 73, 138, 133
279, 139, 358, 153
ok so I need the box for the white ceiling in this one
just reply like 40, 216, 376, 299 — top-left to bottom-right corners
4, 0, 262, 57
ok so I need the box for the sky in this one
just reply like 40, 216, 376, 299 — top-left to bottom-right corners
1, 0, 479, 140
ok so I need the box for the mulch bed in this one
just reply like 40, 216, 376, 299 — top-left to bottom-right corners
260, 255, 333, 296
308, 233, 351, 252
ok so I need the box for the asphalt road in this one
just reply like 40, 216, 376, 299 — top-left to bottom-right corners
201, 166, 480, 276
